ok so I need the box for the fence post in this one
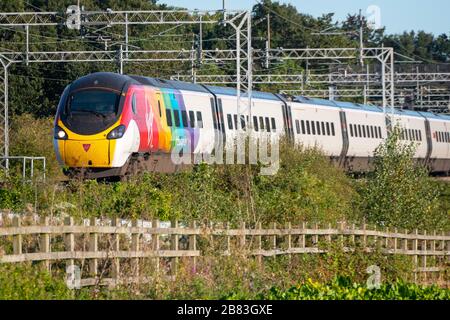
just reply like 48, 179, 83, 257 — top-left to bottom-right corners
423, 230, 427, 282
152, 219, 160, 274
327, 223, 331, 245
351, 223, 356, 246
314, 223, 319, 247
394, 228, 398, 254
170, 220, 179, 275
64, 217, 75, 271
414, 229, 419, 283
440, 231, 445, 284
256, 222, 262, 265
339, 221, 345, 247
286, 222, 292, 258
12, 216, 22, 256
189, 221, 197, 272
111, 218, 120, 281
362, 223, 367, 248
239, 222, 246, 249
88, 218, 98, 277
301, 221, 306, 251
40, 216, 50, 272
270, 222, 277, 253
226, 222, 231, 255
131, 219, 140, 278
403, 229, 408, 254
385, 227, 389, 250
432, 230, 436, 283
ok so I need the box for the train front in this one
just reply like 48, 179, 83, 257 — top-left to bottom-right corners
53, 72, 138, 179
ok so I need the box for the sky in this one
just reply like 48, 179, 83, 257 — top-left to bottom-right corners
160, 0, 450, 35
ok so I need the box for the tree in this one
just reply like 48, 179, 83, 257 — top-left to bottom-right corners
360, 126, 445, 230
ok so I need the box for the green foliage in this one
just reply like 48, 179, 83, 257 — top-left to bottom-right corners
359, 126, 445, 231
0, 263, 75, 300
0, 0, 448, 119
262, 276, 450, 300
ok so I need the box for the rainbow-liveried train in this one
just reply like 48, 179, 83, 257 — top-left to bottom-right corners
53, 72, 450, 179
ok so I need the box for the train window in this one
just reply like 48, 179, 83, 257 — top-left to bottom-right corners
374, 127, 379, 139
157, 100, 162, 117
295, 120, 300, 134
378, 127, 382, 139
227, 114, 233, 130
233, 115, 238, 129
331, 123, 335, 136
315, 121, 320, 135
447, 132, 450, 143
196, 111, 203, 128
357, 125, 362, 138
418, 130, 422, 141
166, 109, 173, 127
173, 110, 181, 127
362, 125, 366, 138
306, 121, 311, 135
181, 110, 188, 127
370, 126, 375, 139
349, 124, 354, 137
437, 132, 440, 142
326, 122, 330, 136
301, 120, 306, 134
265, 117, 271, 133
131, 93, 137, 114
311, 121, 316, 135
271, 118, 276, 131
253, 116, 259, 131
259, 117, 265, 130
241, 116, 246, 131
415, 130, 419, 141
189, 110, 195, 128
321, 122, 325, 136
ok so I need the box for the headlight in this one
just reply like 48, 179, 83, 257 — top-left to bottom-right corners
54, 126, 68, 140
107, 125, 126, 139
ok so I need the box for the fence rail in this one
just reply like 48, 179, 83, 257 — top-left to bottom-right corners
0, 214, 448, 287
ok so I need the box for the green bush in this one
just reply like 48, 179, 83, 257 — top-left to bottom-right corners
358, 126, 445, 231
262, 276, 450, 300
0, 263, 75, 300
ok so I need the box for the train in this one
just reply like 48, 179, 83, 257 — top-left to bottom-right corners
53, 72, 450, 179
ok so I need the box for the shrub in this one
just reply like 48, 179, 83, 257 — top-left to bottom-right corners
359, 126, 445, 231
0, 263, 75, 300
263, 276, 450, 300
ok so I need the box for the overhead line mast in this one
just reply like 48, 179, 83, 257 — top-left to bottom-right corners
0, 7, 253, 169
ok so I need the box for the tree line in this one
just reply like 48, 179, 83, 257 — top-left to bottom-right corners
0, 0, 448, 118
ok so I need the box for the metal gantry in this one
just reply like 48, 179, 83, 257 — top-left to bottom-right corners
0, 8, 253, 168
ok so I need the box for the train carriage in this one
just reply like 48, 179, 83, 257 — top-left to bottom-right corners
53, 72, 450, 179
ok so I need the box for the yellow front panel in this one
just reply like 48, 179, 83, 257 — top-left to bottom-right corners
64, 140, 111, 167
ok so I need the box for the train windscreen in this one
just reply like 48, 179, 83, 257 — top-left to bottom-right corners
61, 89, 121, 135
67, 89, 120, 116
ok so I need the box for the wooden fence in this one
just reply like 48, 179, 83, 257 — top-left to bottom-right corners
0, 214, 448, 287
